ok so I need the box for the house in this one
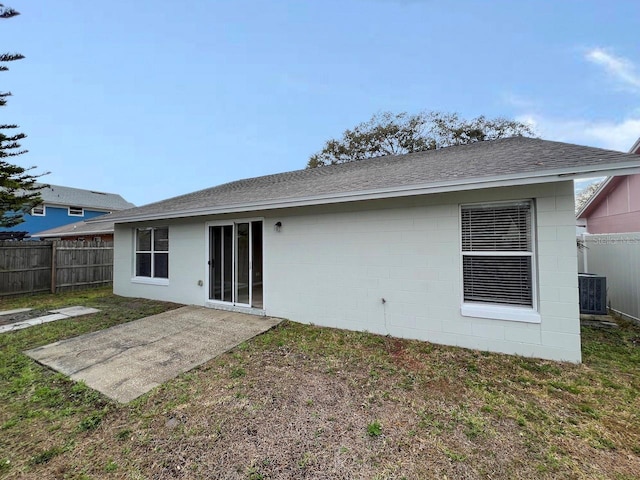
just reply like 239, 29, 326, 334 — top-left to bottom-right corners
1, 184, 134, 237
32, 216, 116, 242
576, 137, 640, 322
101, 138, 640, 363
576, 138, 640, 233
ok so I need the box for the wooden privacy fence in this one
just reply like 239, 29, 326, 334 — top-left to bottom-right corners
0, 240, 114, 296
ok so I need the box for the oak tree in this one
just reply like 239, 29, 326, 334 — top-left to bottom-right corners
307, 111, 535, 168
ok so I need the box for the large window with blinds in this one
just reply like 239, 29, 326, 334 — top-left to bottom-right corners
461, 201, 536, 313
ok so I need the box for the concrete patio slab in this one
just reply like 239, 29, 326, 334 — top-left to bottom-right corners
25, 306, 281, 403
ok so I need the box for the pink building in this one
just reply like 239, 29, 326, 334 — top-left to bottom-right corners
577, 139, 640, 234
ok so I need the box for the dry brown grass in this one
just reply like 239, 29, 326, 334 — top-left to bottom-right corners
1, 291, 639, 479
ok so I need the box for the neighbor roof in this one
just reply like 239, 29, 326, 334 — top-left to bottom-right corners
575, 136, 640, 219
39, 184, 135, 211
102, 137, 640, 224
33, 216, 115, 238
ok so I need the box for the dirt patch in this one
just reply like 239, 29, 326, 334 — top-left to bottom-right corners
385, 337, 428, 372
47, 357, 512, 479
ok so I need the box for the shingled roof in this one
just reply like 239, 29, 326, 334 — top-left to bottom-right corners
103, 137, 640, 223
33, 217, 115, 238
39, 184, 135, 211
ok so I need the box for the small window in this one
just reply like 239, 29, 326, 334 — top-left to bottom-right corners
135, 227, 169, 279
31, 205, 46, 216
461, 201, 536, 309
68, 206, 84, 216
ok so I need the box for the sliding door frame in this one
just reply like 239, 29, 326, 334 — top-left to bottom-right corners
205, 218, 265, 314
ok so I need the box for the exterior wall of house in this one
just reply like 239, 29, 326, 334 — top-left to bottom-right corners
114, 219, 208, 306
584, 174, 640, 233
114, 181, 581, 362
2, 206, 108, 236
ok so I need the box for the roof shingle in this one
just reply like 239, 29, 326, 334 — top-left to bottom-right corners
33, 217, 115, 238
103, 137, 640, 223
39, 184, 135, 211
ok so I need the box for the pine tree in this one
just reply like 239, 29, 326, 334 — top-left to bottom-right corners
0, 3, 46, 228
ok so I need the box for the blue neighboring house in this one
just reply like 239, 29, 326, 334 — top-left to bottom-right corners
2, 184, 135, 237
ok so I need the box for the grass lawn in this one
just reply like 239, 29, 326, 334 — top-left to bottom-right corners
1, 289, 639, 479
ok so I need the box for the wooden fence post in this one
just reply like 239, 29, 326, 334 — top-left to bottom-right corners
51, 242, 57, 293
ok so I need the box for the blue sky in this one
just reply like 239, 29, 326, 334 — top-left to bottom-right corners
3, 1, 639, 206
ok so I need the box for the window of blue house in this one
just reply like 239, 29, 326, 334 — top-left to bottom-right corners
68, 206, 84, 216
31, 205, 46, 216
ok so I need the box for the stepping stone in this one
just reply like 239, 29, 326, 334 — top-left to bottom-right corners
579, 313, 620, 329
0, 314, 67, 334
51, 306, 101, 317
0, 307, 100, 334
0, 308, 33, 317
581, 320, 619, 329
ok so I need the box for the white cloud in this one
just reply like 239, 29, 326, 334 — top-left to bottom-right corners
585, 48, 640, 92
500, 49, 640, 155
501, 92, 536, 109
517, 114, 640, 152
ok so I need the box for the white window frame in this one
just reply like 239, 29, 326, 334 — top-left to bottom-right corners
31, 205, 46, 216
132, 226, 169, 285
459, 200, 541, 324
68, 206, 84, 217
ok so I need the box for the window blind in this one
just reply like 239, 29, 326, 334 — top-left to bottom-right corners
461, 202, 531, 252
463, 256, 532, 305
461, 202, 534, 307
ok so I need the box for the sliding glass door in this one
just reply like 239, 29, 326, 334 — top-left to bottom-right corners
209, 221, 263, 308
209, 225, 233, 302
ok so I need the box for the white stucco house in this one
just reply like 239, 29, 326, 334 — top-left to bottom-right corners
103, 138, 640, 363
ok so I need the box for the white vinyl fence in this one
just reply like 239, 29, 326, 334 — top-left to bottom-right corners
579, 232, 640, 321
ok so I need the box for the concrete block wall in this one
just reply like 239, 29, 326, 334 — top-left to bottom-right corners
113, 181, 581, 362
264, 181, 580, 362
114, 219, 208, 306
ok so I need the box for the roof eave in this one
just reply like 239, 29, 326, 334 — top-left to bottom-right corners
111, 162, 640, 225
40, 202, 114, 212
34, 229, 114, 238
